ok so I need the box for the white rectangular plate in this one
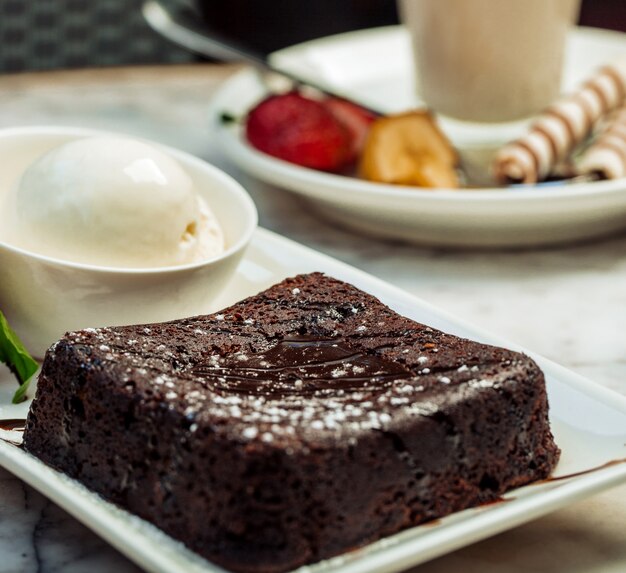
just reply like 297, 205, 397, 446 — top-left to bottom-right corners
1, 227, 625, 573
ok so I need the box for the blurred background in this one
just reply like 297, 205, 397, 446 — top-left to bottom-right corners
0, 0, 623, 73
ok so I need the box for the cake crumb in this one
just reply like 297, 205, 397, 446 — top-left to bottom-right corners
242, 427, 258, 439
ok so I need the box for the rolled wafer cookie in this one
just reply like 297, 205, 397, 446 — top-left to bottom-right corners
493, 59, 626, 184
577, 105, 626, 179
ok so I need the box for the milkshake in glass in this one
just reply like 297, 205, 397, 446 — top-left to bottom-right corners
399, 0, 581, 123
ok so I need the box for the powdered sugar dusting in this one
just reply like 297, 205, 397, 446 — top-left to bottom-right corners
58, 275, 524, 447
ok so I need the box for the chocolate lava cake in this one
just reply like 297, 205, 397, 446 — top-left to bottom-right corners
23, 273, 559, 573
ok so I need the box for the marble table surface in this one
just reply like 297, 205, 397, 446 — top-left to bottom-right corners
0, 65, 624, 573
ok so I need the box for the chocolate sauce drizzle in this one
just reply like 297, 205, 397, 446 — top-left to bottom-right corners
0, 419, 26, 447
192, 335, 412, 397
0, 419, 26, 432
540, 458, 626, 483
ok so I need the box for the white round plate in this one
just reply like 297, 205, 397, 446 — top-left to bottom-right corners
209, 26, 626, 248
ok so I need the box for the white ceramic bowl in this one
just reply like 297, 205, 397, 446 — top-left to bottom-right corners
0, 126, 258, 358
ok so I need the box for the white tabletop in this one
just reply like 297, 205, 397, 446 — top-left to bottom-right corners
0, 65, 623, 573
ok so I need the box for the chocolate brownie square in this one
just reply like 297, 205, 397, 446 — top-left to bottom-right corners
23, 273, 559, 572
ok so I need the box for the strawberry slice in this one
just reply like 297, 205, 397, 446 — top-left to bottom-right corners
323, 98, 377, 160
245, 92, 353, 172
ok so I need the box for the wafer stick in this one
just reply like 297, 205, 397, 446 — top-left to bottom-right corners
577, 105, 626, 179
493, 60, 626, 184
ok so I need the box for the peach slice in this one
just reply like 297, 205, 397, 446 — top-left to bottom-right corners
359, 111, 459, 188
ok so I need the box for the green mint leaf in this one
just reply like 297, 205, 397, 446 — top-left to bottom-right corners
219, 111, 238, 125
0, 311, 38, 403
12, 379, 32, 405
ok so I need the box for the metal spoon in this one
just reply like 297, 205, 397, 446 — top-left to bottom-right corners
142, 0, 382, 115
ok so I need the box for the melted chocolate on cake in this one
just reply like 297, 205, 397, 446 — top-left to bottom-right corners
192, 335, 412, 397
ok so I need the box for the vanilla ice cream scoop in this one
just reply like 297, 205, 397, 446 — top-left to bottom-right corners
6, 136, 224, 268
